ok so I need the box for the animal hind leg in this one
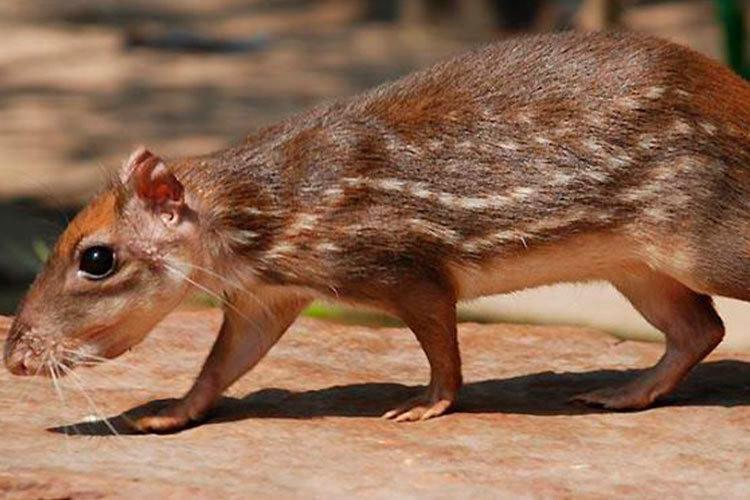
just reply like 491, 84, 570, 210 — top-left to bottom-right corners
574, 268, 724, 410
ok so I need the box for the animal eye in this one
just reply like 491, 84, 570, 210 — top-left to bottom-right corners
79, 246, 116, 279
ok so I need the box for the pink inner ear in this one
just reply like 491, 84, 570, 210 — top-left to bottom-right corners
130, 150, 184, 206
148, 169, 184, 204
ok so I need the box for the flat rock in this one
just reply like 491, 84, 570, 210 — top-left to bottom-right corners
1, 311, 749, 498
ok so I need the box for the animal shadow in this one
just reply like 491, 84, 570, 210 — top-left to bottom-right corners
49, 360, 750, 436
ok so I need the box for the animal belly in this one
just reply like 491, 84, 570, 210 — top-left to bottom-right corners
449, 232, 635, 300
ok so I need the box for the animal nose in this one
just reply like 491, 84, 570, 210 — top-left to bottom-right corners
4, 319, 32, 376
4, 349, 32, 376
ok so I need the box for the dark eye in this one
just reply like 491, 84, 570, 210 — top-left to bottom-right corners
79, 246, 116, 279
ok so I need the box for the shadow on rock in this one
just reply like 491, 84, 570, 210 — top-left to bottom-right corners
49, 359, 750, 436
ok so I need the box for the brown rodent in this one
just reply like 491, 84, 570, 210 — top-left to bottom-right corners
5, 31, 750, 433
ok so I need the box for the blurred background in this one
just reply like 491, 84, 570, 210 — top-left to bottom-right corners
2, 0, 750, 348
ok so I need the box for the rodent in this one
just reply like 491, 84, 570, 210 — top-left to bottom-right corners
5, 31, 750, 433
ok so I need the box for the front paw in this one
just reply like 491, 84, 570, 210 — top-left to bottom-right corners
382, 386, 456, 423
130, 404, 195, 434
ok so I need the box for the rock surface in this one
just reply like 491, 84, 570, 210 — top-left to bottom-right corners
1, 311, 749, 498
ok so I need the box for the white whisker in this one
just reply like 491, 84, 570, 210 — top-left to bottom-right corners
59, 364, 121, 439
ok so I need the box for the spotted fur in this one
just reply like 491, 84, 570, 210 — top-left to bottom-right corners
166, 31, 750, 303
7, 31, 750, 429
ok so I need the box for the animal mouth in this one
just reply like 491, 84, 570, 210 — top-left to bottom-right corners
4, 323, 114, 377
5, 349, 67, 378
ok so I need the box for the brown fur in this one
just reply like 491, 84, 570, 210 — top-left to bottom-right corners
6, 31, 750, 431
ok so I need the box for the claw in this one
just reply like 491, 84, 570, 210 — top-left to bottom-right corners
383, 393, 454, 422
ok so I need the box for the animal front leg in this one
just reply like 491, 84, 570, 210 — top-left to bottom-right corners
382, 281, 462, 422
134, 288, 311, 433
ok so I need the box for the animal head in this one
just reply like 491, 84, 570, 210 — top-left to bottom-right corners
4, 147, 205, 376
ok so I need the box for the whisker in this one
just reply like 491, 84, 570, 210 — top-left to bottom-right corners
47, 354, 79, 445
58, 364, 122, 439
165, 259, 278, 321
162, 262, 251, 322
61, 349, 152, 374
58, 349, 153, 392
15, 351, 52, 406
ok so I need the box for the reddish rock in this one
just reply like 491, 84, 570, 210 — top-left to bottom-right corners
1, 310, 749, 498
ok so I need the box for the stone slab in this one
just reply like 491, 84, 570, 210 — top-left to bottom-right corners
1, 311, 749, 498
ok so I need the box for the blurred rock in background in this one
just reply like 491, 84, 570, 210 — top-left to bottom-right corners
2, 0, 749, 348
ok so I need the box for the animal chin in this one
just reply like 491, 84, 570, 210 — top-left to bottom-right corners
96, 323, 149, 360
63, 323, 126, 363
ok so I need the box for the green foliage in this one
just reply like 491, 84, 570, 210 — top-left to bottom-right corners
715, 0, 750, 79
31, 239, 51, 264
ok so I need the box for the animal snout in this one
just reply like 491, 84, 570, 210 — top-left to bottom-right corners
4, 319, 33, 376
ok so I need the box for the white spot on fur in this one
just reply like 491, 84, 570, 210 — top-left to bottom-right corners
535, 136, 551, 146
267, 242, 296, 258
511, 186, 535, 199
323, 186, 344, 198
342, 176, 539, 213
583, 138, 603, 154
460, 208, 595, 253
617, 96, 640, 110
675, 89, 691, 98
637, 134, 657, 150
584, 169, 609, 183
611, 151, 632, 168
404, 144, 422, 156
406, 218, 460, 243
517, 111, 534, 125
589, 114, 605, 128
291, 213, 320, 232
499, 140, 519, 151
377, 178, 408, 191
410, 187, 434, 199
458, 197, 491, 210
672, 118, 692, 135
555, 121, 573, 136
437, 192, 458, 205
643, 206, 669, 222
644, 86, 665, 99
242, 207, 265, 217
314, 242, 340, 253
700, 122, 717, 136
552, 171, 573, 185
229, 229, 260, 245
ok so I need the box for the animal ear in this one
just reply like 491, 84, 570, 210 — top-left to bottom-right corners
122, 146, 184, 222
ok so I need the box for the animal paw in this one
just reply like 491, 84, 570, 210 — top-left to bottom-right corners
382, 392, 454, 422
131, 405, 193, 434
571, 384, 658, 410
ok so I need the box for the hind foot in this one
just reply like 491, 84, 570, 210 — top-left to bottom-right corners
571, 370, 675, 410
571, 382, 662, 410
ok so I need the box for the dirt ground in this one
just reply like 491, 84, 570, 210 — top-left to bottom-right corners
2, 311, 750, 498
